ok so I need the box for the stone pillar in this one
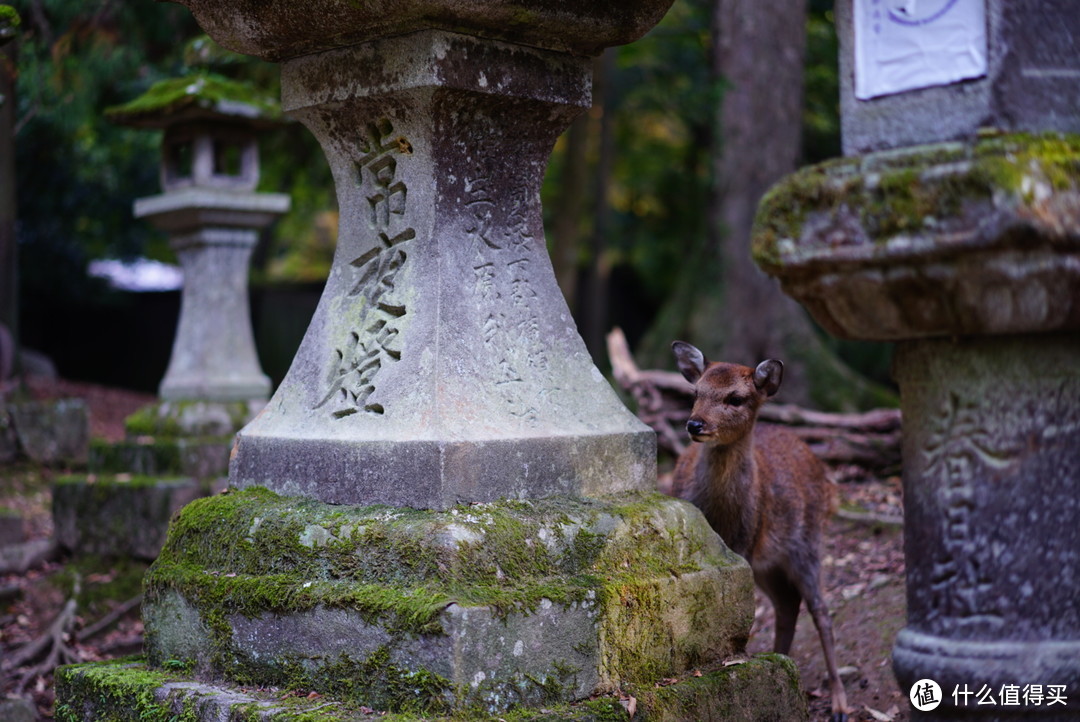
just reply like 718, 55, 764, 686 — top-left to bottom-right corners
754, 1, 1080, 717
209, 28, 655, 510
135, 190, 285, 403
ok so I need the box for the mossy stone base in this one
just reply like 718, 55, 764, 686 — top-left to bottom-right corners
56, 654, 806, 721
124, 400, 264, 438
89, 436, 232, 480
141, 488, 755, 715
53, 475, 204, 560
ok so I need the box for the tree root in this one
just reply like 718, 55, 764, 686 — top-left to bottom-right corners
2, 578, 80, 693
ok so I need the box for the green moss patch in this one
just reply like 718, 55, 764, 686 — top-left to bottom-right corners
106, 72, 280, 126
145, 487, 735, 633
752, 132, 1080, 271
57, 653, 804, 721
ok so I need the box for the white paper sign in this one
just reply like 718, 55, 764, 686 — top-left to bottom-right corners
854, 0, 988, 100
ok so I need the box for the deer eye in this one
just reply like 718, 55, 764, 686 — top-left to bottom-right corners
726, 394, 748, 407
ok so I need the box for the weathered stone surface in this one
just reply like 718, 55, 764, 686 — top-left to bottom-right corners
9, 398, 89, 465
57, 654, 803, 721
149, 227, 273, 403
752, 133, 1080, 341
171, 0, 676, 62
53, 475, 203, 560
891, 334, 1080, 713
124, 399, 263, 438
89, 437, 230, 481
837, 0, 1080, 155
0, 697, 36, 722
0, 505, 25, 546
141, 488, 754, 713
224, 30, 654, 509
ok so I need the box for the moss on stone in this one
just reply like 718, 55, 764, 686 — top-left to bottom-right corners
105, 72, 280, 126
57, 653, 805, 721
50, 555, 150, 617
140, 487, 750, 713
123, 399, 257, 437
752, 131, 1080, 271
0, 5, 20, 36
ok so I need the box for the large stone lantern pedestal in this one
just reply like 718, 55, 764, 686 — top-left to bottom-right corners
754, 133, 1080, 719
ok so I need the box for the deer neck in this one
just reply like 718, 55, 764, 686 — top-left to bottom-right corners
692, 433, 759, 556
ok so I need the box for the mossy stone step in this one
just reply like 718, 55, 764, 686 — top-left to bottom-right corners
56, 654, 807, 721
53, 474, 206, 560
89, 437, 231, 480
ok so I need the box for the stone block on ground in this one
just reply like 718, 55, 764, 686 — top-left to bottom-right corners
55, 654, 805, 721
52, 475, 204, 560
142, 487, 756, 715
89, 437, 231, 480
8, 398, 89, 465
0, 506, 25, 546
0, 697, 37, 722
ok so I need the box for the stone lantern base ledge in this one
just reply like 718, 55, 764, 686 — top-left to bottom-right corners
125, 398, 266, 438
752, 133, 1080, 341
894, 629, 1080, 707
230, 427, 656, 510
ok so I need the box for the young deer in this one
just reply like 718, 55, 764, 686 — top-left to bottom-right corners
670, 341, 848, 722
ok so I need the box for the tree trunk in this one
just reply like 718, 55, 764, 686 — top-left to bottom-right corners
583, 49, 615, 361
549, 113, 589, 311
0, 35, 18, 382
639, 0, 893, 411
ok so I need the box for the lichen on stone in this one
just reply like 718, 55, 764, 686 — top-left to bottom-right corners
751, 131, 1080, 272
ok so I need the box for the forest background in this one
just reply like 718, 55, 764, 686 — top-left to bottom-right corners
1, 0, 897, 411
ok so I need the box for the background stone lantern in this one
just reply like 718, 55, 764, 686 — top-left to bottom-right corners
108, 74, 289, 420
753, 1, 1080, 718
52, 77, 293, 560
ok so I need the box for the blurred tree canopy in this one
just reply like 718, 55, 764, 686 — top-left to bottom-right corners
5, 0, 895, 407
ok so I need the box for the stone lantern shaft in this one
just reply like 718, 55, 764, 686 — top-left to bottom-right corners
226, 30, 654, 510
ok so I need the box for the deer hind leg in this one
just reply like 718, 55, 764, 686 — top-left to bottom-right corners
800, 573, 849, 722
757, 569, 801, 655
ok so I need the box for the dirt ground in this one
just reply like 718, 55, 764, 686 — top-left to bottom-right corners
1, 379, 910, 720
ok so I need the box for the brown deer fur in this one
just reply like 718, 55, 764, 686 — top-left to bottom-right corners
670, 341, 848, 722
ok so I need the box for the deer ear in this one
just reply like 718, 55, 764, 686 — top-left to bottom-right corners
672, 341, 707, 384
753, 359, 784, 397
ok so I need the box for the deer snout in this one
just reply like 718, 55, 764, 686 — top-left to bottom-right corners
686, 418, 705, 437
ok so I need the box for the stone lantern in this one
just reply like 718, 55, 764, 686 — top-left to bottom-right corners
753, 1, 1080, 718
108, 74, 289, 411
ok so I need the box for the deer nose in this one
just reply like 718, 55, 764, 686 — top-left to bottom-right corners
686, 418, 705, 436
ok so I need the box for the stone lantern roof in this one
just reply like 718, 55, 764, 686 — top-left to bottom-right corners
105, 72, 280, 130
107, 73, 284, 194
0, 5, 19, 47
